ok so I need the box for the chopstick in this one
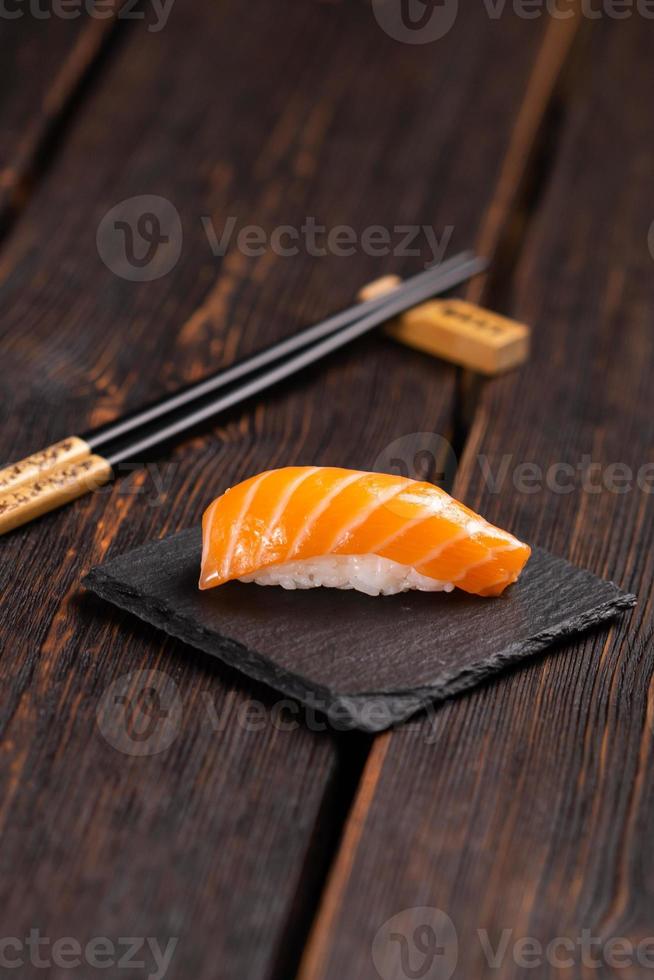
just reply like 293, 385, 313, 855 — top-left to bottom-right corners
0, 252, 486, 534
106, 254, 485, 465
84, 251, 477, 456
0, 256, 473, 500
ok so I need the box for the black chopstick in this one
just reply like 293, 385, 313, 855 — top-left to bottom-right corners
82, 252, 476, 454
106, 253, 487, 466
0, 252, 486, 534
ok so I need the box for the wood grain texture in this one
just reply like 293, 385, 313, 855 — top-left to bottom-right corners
0, 3, 580, 978
302, 17, 654, 980
0, 6, 122, 228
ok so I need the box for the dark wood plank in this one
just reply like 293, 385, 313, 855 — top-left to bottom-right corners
1, 3, 577, 977
301, 16, 654, 980
0, 7, 121, 227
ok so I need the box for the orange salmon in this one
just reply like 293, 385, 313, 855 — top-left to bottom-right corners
199, 467, 530, 596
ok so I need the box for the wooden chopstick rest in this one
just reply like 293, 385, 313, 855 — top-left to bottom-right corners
0, 436, 92, 495
0, 454, 112, 534
359, 275, 530, 375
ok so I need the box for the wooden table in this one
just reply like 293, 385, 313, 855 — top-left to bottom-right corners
1, 4, 652, 978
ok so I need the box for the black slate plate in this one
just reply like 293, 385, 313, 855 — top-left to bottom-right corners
85, 529, 636, 732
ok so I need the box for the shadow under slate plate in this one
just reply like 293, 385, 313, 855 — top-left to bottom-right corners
85, 529, 636, 732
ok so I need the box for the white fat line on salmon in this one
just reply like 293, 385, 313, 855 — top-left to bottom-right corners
252, 467, 320, 567
204, 471, 270, 584
411, 517, 512, 575
413, 527, 473, 573
364, 494, 450, 555
288, 472, 365, 558
325, 480, 412, 554
365, 513, 430, 556
411, 516, 490, 571
200, 501, 224, 584
200, 510, 220, 585
449, 539, 524, 585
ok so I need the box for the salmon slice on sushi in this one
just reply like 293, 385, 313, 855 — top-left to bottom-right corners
199, 467, 531, 598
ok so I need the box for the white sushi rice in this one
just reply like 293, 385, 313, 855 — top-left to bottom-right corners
239, 554, 454, 597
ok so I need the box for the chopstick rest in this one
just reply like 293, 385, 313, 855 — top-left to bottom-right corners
0, 436, 92, 495
360, 275, 530, 375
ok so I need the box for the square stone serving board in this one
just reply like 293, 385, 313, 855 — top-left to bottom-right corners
84, 529, 636, 732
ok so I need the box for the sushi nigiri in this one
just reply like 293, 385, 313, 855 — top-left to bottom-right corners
199, 467, 530, 597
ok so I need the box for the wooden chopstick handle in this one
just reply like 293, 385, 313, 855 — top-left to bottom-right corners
0, 455, 112, 535
0, 436, 92, 494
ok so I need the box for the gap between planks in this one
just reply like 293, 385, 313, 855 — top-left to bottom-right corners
294, 10, 584, 979
454, 7, 581, 447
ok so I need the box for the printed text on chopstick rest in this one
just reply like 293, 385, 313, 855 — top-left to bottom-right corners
388, 298, 530, 375
357, 275, 529, 374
